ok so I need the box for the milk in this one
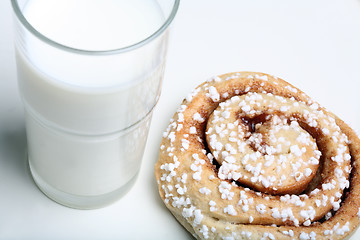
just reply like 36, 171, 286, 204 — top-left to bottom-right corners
13, 0, 172, 208
23, 0, 165, 86
24, 0, 164, 51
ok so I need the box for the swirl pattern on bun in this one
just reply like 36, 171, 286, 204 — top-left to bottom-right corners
155, 72, 360, 240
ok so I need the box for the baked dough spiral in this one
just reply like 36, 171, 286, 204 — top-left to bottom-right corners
155, 72, 360, 240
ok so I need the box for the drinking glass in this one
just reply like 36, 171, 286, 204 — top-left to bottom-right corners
11, 0, 179, 209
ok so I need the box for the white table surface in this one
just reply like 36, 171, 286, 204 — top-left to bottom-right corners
1, 0, 360, 239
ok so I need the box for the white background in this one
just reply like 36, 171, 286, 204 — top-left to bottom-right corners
1, 0, 360, 239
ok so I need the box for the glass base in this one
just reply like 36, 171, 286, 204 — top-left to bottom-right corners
29, 160, 138, 210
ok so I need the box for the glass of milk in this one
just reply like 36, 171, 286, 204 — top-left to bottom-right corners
11, 0, 179, 209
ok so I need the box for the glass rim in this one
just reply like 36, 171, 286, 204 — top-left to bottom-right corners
10, 0, 180, 55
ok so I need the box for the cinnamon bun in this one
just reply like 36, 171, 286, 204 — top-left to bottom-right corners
155, 72, 360, 240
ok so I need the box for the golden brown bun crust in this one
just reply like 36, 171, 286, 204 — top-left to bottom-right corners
155, 72, 360, 240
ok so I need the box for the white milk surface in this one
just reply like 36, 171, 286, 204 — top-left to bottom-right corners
24, 0, 165, 86
16, 0, 167, 201
25, 0, 163, 52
